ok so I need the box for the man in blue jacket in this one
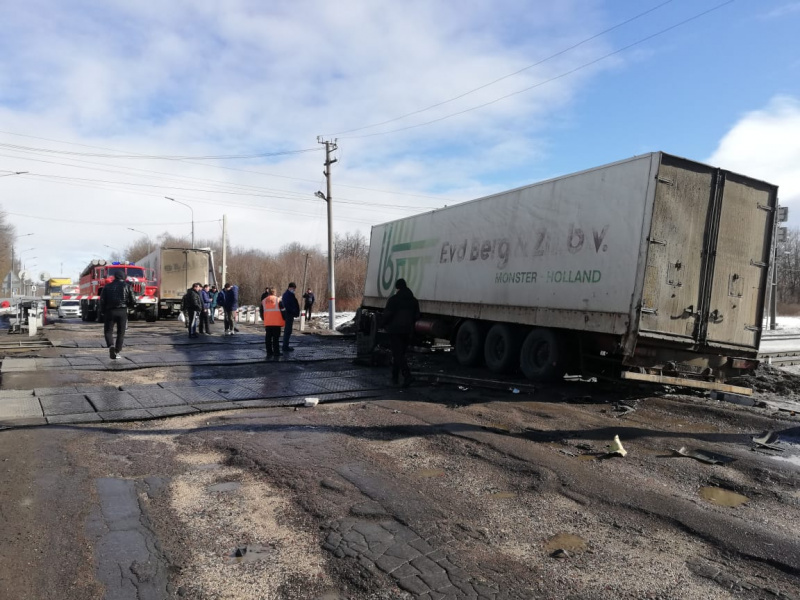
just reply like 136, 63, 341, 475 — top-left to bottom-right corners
281, 282, 300, 352
221, 282, 239, 336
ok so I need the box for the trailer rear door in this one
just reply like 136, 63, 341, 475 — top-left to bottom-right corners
703, 173, 776, 350
638, 154, 776, 352
640, 155, 714, 342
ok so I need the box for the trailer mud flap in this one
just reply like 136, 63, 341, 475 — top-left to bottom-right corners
620, 371, 752, 396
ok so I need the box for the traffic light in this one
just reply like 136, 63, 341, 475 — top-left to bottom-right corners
777, 226, 788, 243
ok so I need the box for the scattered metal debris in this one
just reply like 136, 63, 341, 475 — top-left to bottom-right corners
674, 446, 735, 465
752, 431, 783, 452
613, 402, 636, 418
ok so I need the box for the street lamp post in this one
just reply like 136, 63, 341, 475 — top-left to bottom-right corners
127, 228, 152, 254
165, 197, 194, 248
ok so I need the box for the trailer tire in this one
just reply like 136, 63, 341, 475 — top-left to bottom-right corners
520, 328, 566, 382
484, 323, 520, 373
455, 320, 484, 366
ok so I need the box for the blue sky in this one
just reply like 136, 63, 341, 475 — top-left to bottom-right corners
0, 0, 799, 280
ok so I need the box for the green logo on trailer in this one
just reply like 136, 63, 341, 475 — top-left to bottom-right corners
377, 222, 438, 297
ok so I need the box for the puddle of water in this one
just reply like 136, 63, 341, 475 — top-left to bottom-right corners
224, 544, 272, 564
576, 454, 597, 461
208, 481, 241, 493
698, 486, 749, 507
413, 469, 445, 478
544, 533, 587, 554
488, 491, 515, 499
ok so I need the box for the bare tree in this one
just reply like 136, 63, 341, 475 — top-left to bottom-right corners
116, 229, 370, 309
0, 208, 15, 287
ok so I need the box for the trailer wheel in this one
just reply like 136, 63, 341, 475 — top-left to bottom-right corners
455, 320, 484, 366
484, 323, 520, 373
520, 328, 566, 382
145, 307, 157, 322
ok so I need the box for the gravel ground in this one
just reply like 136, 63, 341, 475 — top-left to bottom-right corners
2, 320, 800, 598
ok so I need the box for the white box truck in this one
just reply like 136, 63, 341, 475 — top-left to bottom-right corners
357, 152, 778, 393
137, 248, 217, 319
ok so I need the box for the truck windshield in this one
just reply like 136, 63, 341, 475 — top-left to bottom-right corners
108, 267, 145, 279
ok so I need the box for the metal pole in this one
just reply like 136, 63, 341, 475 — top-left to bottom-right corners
299, 253, 310, 331
165, 197, 194, 248
221, 214, 227, 286
770, 211, 779, 330
301, 253, 310, 296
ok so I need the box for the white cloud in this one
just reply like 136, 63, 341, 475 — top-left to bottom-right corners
760, 2, 800, 19
707, 96, 800, 224
0, 0, 638, 281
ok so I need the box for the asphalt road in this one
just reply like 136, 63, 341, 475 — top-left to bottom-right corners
1, 318, 800, 599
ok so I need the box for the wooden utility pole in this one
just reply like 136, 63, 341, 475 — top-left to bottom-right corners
316, 138, 338, 330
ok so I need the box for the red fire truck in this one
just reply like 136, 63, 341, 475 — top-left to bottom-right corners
78, 259, 158, 322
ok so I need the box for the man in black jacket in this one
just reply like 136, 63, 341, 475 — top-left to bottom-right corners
281, 282, 301, 352
100, 271, 135, 359
182, 283, 203, 339
382, 278, 420, 387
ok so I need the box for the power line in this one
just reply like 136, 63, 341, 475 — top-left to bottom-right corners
0, 130, 455, 202
340, 0, 735, 139
3, 211, 220, 226
323, 0, 675, 136
0, 141, 321, 160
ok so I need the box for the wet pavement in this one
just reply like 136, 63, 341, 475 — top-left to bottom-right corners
0, 321, 389, 427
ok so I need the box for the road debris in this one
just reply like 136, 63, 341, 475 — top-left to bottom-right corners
304, 397, 319, 407
606, 434, 627, 457
674, 446, 735, 465
752, 430, 783, 451
613, 402, 636, 417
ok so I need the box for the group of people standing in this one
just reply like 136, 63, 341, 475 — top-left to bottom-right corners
102, 271, 420, 388
182, 282, 240, 338
260, 283, 310, 357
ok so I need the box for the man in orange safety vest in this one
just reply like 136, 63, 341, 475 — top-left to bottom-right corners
260, 286, 285, 358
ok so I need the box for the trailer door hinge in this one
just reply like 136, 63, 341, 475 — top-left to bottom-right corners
750, 259, 768, 268
657, 176, 674, 186
648, 237, 667, 246
641, 306, 658, 316
757, 203, 774, 212
745, 325, 760, 332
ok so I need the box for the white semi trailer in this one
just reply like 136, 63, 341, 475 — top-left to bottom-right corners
357, 152, 778, 392
136, 248, 217, 319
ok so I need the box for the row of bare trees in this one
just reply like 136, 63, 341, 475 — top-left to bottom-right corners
0, 209, 14, 287
118, 230, 369, 311
775, 226, 800, 312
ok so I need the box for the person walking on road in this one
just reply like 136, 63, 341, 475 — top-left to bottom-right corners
281, 282, 300, 352
101, 271, 135, 360
182, 283, 203, 339
302, 288, 315, 320
260, 286, 285, 358
208, 285, 219, 324
382, 278, 420, 387
221, 282, 239, 335
199, 284, 212, 334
